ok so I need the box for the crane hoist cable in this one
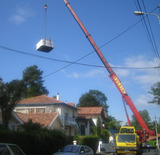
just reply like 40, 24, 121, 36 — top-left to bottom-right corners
122, 97, 131, 126
36, 4, 54, 53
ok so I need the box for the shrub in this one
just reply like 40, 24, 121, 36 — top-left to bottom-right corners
148, 140, 156, 147
101, 128, 109, 142
0, 129, 68, 155
74, 135, 99, 154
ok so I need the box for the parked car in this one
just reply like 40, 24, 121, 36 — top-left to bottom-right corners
0, 143, 25, 155
53, 145, 94, 155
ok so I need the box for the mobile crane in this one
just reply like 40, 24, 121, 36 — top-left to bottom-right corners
63, 0, 155, 142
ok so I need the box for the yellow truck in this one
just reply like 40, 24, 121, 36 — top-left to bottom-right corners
116, 126, 142, 155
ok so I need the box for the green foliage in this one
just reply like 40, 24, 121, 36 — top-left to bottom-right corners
74, 135, 99, 154
105, 115, 121, 132
0, 65, 49, 129
130, 109, 154, 130
77, 93, 100, 107
149, 82, 160, 105
101, 128, 109, 142
21, 119, 45, 131
77, 89, 109, 113
97, 117, 101, 138
148, 140, 156, 147
89, 90, 108, 113
0, 79, 24, 129
0, 128, 67, 155
22, 65, 49, 98
157, 119, 160, 133
91, 117, 110, 143
148, 82, 160, 105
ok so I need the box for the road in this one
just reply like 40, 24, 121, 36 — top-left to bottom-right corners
96, 151, 159, 155
96, 143, 159, 155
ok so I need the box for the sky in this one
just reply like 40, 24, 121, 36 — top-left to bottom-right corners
0, 0, 160, 125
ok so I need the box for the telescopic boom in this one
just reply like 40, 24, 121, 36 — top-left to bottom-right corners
64, 0, 155, 141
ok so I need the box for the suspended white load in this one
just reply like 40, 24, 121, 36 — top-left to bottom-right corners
36, 39, 54, 52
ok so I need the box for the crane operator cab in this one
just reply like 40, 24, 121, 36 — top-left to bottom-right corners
36, 39, 54, 52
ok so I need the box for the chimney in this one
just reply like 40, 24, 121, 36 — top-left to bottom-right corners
56, 93, 60, 100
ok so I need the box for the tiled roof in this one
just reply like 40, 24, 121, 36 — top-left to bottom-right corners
76, 115, 91, 119
16, 112, 58, 127
78, 107, 103, 115
17, 95, 78, 110
66, 103, 75, 107
18, 95, 62, 104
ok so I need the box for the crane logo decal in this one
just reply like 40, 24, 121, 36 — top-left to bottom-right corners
112, 75, 127, 94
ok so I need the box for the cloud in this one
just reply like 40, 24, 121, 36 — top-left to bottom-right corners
134, 95, 151, 107
124, 56, 159, 85
67, 68, 106, 79
123, 55, 160, 107
10, 14, 25, 24
9, 5, 34, 24
67, 55, 160, 85
68, 72, 80, 78
83, 68, 105, 78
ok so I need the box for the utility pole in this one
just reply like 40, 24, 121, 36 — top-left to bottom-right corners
155, 116, 160, 155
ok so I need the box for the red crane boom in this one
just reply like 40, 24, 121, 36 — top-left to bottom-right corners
64, 0, 155, 141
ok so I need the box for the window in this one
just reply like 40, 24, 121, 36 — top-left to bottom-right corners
118, 134, 135, 143
0, 145, 10, 155
85, 146, 92, 153
16, 109, 26, 113
36, 108, 45, 113
80, 146, 85, 153
9, 145, 24, 155
81, 125, 85, 135
28, 109, 34, 113
65, 113, 68, 121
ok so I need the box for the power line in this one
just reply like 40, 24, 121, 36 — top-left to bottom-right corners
0, 5, 160, 78
1, 44, 159, 71
135, 0, 160, 66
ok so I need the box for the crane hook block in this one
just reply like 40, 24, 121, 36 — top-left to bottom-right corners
36, 39, 54, 53
45, 4, 47, 9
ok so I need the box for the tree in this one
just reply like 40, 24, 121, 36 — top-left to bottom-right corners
148, 81, 160, 105
105, 115, 121, 132
21, 119, 45, 131
97, 117, 101, 138
0, 79, 24, 129
77, 90, 109, 113
22, 65, 49, 98
89, 90, 108, 113
77, 93, 100, 107
130, 109, 153, 130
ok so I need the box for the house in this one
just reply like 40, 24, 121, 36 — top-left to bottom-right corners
7, 95, 108, 137
8, 111, 63, 131
13, 95, 79, 136
76, 107, 107, 136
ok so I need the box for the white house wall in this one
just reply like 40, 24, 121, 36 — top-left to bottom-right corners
14, 106, 46, 113
92, 115, 103, 126
49, 117, 62, 130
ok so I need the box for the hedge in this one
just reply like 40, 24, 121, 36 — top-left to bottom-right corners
74, 135, 99, 154
0, 129, 68, 155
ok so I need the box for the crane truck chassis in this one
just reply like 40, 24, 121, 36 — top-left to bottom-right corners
116, 126, 142, 155
64, 0, 155, 142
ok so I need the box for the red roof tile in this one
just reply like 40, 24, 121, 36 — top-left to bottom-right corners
18, 95, 62, 104
66, 103, 75, 107
16, 112, 58, 127
78, 107, 103, 115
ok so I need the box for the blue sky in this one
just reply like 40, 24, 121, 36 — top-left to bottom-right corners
0, 0, 160, 124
